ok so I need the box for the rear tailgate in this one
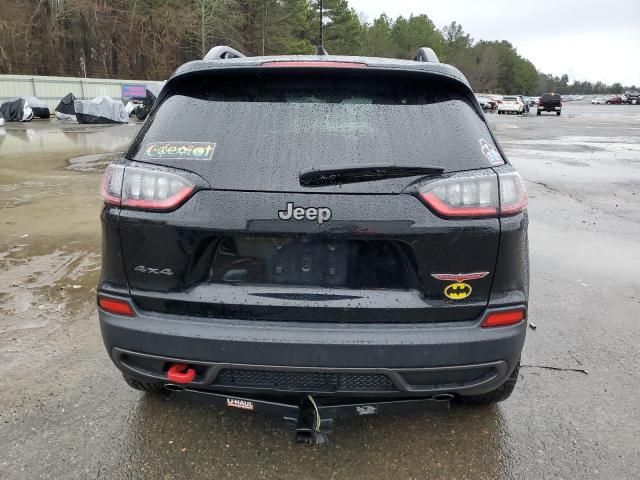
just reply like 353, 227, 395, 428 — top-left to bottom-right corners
540, 94, 561, 107
119, 67, 504, 323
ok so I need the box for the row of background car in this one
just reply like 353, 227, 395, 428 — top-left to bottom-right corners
475, 94, 539, 114
476, 90, 640, 114
476, 93, 564, 116
591, 91, 640, 104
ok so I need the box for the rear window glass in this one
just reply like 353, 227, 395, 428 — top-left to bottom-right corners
503, 96, 517, 101
129, 71, 503, 191
542, 94, 561, 100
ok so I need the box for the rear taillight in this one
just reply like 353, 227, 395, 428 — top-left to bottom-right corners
498, 171, 528, 215
481, 309, 526, 328
418, 171, 527, 218
100, 164, 196, 211
99, 163, 124, 205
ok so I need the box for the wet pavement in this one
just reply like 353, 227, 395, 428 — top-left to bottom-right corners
0, 104, 639, 479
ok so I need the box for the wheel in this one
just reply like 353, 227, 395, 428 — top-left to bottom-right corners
123, 374, 169, 395
556, 111, 561, 116
135, 106, 150, 121
537, 110, 541, 116
461, 362, 520, 405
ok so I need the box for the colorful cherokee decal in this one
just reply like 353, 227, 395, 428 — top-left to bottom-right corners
479, 139, 503, 165
431, 272, 489, 301
142, 142, 216, 161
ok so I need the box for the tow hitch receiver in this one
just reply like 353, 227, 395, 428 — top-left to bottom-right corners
168, 387, 452, 445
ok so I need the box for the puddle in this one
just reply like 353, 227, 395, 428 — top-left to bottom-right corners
0, 120, 136, 159
0, 243, 100, 334
0, 121, 136, 333
66, 152, 123, 173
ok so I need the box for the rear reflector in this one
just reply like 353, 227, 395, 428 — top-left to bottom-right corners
98, 296, 134, 316
261, 61, 367, 68
481, 309, 525, 328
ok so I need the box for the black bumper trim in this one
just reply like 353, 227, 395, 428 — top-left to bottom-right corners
113, 347, 508, 395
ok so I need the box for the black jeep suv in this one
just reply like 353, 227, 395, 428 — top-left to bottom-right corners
98, 48, 529, 413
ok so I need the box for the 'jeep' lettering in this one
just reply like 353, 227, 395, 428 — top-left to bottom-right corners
278, 202, 332, 224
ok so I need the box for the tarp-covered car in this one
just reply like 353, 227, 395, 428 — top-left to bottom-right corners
0, 98, 34, 122
23, 96, 50, 118
55, 93, 77, 121
75, 96, 128, 124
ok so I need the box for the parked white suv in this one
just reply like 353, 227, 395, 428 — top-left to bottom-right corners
498, 96, 525, 115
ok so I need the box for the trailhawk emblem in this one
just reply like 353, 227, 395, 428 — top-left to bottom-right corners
278, 202, 332, 224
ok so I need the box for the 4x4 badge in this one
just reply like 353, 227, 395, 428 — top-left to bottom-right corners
431, 272, 489, 300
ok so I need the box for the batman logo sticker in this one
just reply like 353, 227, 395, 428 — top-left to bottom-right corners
444, 282, 472, 300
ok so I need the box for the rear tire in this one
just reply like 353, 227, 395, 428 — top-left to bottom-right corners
537, 111, 541, 115
135, 106, 150, 121
123, 374, 169, 395
460, 363, 519, 405
556, 111, 561, 116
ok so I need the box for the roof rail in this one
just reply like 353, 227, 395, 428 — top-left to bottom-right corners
204, 46, 246, 61
413, 47, 440, 63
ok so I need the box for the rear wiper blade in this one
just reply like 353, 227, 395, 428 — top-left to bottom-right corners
299, 164, 445, 187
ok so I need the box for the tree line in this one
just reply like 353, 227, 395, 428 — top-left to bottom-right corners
0, 0, 635, 95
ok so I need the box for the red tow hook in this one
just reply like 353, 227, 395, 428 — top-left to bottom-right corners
166, 363, 196, 384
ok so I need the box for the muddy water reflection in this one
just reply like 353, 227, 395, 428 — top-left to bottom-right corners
0, 121, 136, 158
0, 121, 138, 334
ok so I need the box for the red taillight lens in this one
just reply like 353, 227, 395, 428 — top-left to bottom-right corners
100, 164, 196, 211
98, 296, 134, 316
481, 309, 526, 328
418, 171, 527, 218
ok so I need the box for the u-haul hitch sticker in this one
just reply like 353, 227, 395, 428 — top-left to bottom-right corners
226, 398, 255, 411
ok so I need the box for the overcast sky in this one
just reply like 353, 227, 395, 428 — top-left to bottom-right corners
348, 0, 640, 85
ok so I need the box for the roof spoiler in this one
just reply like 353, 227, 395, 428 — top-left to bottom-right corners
204, 46, 246, 61
413, 47, 439, 63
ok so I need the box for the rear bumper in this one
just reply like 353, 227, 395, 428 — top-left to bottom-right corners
538, 106, 561, 111
99, 302, 526, 397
